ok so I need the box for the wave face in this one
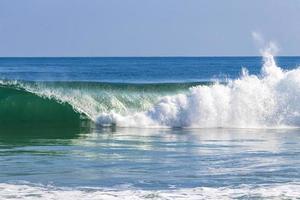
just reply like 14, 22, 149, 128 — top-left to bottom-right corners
0, 85, 82, 127
1, 53, 300, 128
0, 81, 200, 125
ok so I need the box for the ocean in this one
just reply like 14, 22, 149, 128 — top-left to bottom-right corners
1, 55, 300, 199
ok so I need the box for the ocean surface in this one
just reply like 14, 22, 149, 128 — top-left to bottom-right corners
1, 55, 300, 199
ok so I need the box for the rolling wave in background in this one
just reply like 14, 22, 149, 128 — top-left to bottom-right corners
1, 50, 300, 128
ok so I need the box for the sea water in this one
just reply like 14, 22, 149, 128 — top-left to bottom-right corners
0, 55, 300, 199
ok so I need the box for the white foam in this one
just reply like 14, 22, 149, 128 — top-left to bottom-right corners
1, 183, 300, 200
96, 48, 300, 128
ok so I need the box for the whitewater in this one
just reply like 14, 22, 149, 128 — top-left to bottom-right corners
1, 183, 300, 200
97, 51, 300, 128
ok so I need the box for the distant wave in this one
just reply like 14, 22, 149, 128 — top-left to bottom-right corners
1, 51, 300, 128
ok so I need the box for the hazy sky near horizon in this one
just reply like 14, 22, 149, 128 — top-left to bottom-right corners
0, 0, 299, 56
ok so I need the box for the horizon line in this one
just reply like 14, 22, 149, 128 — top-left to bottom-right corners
0, 55, 300, 58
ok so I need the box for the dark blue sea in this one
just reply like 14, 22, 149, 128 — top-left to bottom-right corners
0, 56, 300, 199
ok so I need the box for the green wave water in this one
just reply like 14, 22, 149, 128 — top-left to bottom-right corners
0, 85, 84, 128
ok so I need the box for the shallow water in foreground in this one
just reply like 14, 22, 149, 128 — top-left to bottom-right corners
1, 127, 300, 199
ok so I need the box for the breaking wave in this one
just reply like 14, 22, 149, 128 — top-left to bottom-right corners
1, 52, 300, 128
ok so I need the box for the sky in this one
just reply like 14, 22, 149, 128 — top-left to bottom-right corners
0, 0, 299, 57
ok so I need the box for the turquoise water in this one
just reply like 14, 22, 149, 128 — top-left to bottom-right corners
1, 56, 300, 199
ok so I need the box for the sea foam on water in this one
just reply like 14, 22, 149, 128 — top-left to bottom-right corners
1, 183, 300, 200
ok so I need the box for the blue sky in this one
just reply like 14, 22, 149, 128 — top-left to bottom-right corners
0, 0, 299, 56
